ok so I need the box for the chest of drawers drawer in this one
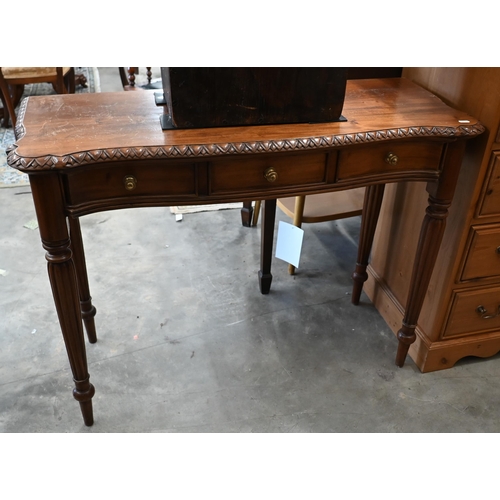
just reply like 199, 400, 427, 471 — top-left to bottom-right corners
336, 141, 443, 181
444, 286, 500, 338
208, 152, 330, 195
461, 224, 500, 281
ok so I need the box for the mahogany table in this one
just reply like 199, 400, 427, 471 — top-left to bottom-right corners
7, 78, 484, 426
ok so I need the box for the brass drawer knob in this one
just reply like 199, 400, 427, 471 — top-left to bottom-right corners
476, 305, 500, 320
124, 175, 137, 191
385, 152, 399, 165
264, 167, 278, 183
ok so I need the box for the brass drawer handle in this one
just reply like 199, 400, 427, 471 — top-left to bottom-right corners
264, 167, 278, 183
124, 175, 137, 191
385, 152, 399, 165
476, 305, 500, 320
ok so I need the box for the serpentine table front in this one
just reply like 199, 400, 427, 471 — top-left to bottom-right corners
7, 78, 484, 426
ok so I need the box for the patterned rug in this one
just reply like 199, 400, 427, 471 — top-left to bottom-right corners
0, 67, 100, 188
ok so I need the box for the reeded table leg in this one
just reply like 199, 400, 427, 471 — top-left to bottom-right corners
352, 184, 385, 305
46, 245, 95, 425
68, 216, 97, 344
395, 194, 451, 367
395, 141, 466, 367
30, 174, 95, 426
259, 199, 277, 294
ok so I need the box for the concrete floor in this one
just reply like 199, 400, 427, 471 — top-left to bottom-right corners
2, 68, 500, 433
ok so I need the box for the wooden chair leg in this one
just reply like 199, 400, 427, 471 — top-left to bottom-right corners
118, 67, 128, 87
127, 67, 138, 87
53, 67, 66, 94
0, 91, 10, 127
288, 195, 306, 275
66, 67, 76, 93
0, 79, 17, 128
252, 201, 261, 226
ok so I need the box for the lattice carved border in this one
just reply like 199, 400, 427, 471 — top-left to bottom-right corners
7, 107, 485, 172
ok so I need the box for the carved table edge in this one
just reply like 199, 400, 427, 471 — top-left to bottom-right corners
7, 115, 485, 173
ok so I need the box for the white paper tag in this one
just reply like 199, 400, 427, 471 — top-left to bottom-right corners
275, 221, 304, 268
23, 219, 39, 230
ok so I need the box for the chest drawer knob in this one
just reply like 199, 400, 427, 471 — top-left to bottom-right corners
264, 167, 278, 183
476, 305, 500, 319
124, 175, 137, 190
496, 246, 500, 254
385, 152, 399, 165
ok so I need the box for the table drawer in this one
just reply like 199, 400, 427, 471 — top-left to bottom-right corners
64, 162, 198, 206
461, 224, 500, 281
337, 141, 443, 180
209, 152, 328, 195
444, 286, 500, 338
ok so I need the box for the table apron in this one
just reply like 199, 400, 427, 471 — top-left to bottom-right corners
51, 142, 447, 217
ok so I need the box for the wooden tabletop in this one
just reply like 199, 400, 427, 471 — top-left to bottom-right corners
8, 78, 484, 171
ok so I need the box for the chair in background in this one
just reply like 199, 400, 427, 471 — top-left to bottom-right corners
0, 67, 75, 128
255, 184, 386, 308
252, 188, 366, 274
119, 67, 152, 90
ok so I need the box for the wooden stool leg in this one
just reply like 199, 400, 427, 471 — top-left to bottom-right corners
288, 195, 306, 275
241, 200, 254, 227
351, 184, 385, 305
259, 199, 277, 294
68, 217, 97, 344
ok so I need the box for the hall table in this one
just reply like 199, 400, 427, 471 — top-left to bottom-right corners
7, 78, 484, 426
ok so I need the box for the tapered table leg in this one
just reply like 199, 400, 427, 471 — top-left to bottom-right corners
68, 216, 97, 344
352, 184, 385, 305
395, 194, 451, 367
395, 141, 466, 367
46, 247, 95, 425
30, 174, 95, 426
259, 199, 277, 294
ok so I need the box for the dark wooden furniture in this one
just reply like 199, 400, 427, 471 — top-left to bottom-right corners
157, 68, 347, 129
7, 78, 483, 426
365, 68, 500, 371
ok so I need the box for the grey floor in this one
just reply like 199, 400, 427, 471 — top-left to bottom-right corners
2, 68, 500, 433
